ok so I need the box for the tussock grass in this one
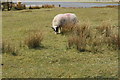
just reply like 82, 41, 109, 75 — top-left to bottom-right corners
68, 20, 119, 52
62, 24, 77, 33
68, 22, 91, 51
60, 21, 80, 35
24, 30, 43, 49
2, 40, 18, 56
97, 20, 119, 49
74, 22, 91, 36
110, 34, 120, 49
97, 20, 112, 37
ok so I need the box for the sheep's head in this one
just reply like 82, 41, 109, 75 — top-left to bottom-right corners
52, 26, 59, 34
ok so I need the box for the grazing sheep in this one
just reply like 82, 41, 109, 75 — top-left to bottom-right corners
52, 13, 78, 34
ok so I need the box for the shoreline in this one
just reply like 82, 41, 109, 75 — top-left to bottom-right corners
2, 0, 119, 3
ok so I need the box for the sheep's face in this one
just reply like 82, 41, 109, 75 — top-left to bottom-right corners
52, 26, 59, 34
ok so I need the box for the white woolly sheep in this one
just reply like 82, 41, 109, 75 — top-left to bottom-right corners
52, 13, 78, 34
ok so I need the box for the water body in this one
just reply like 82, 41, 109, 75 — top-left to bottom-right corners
15, 1, 119, 8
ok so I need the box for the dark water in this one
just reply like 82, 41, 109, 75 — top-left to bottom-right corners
14, 1, 119, 8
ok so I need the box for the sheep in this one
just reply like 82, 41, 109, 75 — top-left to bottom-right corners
52, 13, 78, 34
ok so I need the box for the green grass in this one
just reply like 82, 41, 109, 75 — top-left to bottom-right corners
2, 7, 118, 78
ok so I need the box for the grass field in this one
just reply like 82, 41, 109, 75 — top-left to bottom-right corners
2, 7, 119, 78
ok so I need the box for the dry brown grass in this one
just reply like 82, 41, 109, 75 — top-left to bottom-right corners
106, 5, 119, 8
97, 20, 112, 37
68, 20, 119, 52
68, 22, 91, 51
12, 3, 26, 10
68, 35, 87, 51
107, 26, 119, 49
60, 21, 81, 34
110, 34, 120, 49
42, 4, 55, 8
91, 5, 119, 8
62, 24, 76, 33
24, 31, 43, 49
96, 20, 119, 49
29, 6, 41, 9
2, 40, 18, 56
74, 22, 91, 36
68, 35, 78, 48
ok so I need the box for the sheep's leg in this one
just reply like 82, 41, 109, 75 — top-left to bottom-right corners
58, 27, 61, 33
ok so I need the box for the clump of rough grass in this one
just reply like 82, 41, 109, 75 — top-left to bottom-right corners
2, 40, 18, 56
97, 20, 119, 49
97, 20, 112, 37
107, 26, 119, 49
62, 24, 76, 32
25, 31, 43, 49
68, 22, 91, 51
68, 20, 119, 52
61, 22, 80, 35
110, 34, 120, 49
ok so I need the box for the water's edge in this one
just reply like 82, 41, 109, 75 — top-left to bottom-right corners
13, 1, 119, 8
